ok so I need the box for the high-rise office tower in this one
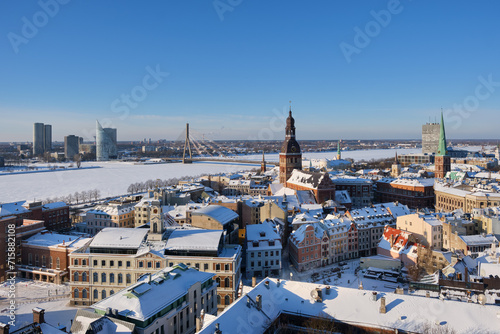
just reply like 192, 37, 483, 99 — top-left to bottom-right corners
96, 121, 118, 161
422, 122, 440, 154
33, 123, 45, 155
64, 135, 80, 159
33, 122, 52, 155
44, 124, 52, 152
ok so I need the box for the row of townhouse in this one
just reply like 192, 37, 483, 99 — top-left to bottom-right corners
288, 202, 411, 271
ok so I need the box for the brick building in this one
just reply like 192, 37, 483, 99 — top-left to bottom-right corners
375, 178, 435, 209
289, 224, 327, 271
19, 231, 90, 284
286, 170, 336, 204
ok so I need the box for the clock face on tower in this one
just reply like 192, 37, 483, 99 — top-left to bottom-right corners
291, 145, 297, 152
153, 209, 158, 214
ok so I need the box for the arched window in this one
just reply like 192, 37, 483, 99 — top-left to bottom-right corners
35, 254, 39, 266
224, 295, 230, 305
110, 290, 115, 295
82, 272, 87, 282
217, 294, 221, 305
56, 257, 60, 269
101, 273, 106, 283
74, 272, 79, 282
82, 289, 87, 299
126, 274, 131, 284
224, 277, 230, 288
74, 259, 78, 266
110, 273, 115, 283
93, 272, 98, 283
118, 274, 123, 284
93, 289, 98, 299
74, 289, 79, 298
42, 255, 46, 267
82, 259, 87, 266
101, 290, 106, 299
49, 256, 53, 269
153, 223, 157, 233
216, 277, 221, 286
28, 253, 33, 265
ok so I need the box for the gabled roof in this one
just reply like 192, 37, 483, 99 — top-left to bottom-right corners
0, 201, 29, 218
286, 170, 333, 189
190, 205, 238, 225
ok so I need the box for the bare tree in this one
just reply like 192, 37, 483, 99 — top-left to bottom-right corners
74, 154, 82, 168
94, 189, 100, 201
74, 191, 80, 204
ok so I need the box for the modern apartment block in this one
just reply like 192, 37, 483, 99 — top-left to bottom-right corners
33, 122, 52, 155
64, 135, 81, 159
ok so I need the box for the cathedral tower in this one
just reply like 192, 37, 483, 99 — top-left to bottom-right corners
279, 108, 302, 184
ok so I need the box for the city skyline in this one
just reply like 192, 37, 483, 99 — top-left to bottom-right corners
1, 1, 500, 142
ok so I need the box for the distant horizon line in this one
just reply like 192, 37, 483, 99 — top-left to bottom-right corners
1, 138, 499, 144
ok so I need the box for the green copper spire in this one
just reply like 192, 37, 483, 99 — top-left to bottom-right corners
337, 140, 341, 158
437, 111, 448, 156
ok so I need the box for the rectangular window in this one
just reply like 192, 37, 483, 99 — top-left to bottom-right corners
110, 260, 114, 267
101, 260, 105, 266
118, 261, 122, 267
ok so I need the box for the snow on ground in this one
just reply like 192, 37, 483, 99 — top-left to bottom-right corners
233, 145, 486, 162
0, 279, 78, 331
226, 148, 422, 162
0, 161, 257, 203
288, 258, 407, 293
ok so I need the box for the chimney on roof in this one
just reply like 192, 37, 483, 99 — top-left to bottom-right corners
0, 323, 9, 334
379, 297, 386, 314
256, 295, 262, 310
252, 277, 256, 287
33, 308, 45, 324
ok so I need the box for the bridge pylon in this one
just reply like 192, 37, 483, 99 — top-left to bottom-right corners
183, 123, 193, 164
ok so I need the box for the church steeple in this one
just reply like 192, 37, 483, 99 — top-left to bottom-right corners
285, 108, 296, 138
437, 111, 447, 156
261, 150, 266, 174
337, 140, 341, 160
279, 104, 302, 184
434, 111, 451, 179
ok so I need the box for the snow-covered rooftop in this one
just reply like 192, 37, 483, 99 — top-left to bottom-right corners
90, 228, 148, 249
24, 232, 88, 248
165, 229, 223, 252
199, 278, 500, 334
246, 223, 280, 242
459, 234, 498, 246
0, 201, 30, 217
191, 205, 238, 225
92, 266, 214, 322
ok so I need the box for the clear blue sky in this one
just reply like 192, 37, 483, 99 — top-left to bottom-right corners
1, 0, 500, 142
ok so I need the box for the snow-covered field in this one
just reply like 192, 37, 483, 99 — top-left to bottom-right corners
0, 161, 258, 203
240, 145, 486, 162
0, 146, 487, 203
238, 147, 422, 162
